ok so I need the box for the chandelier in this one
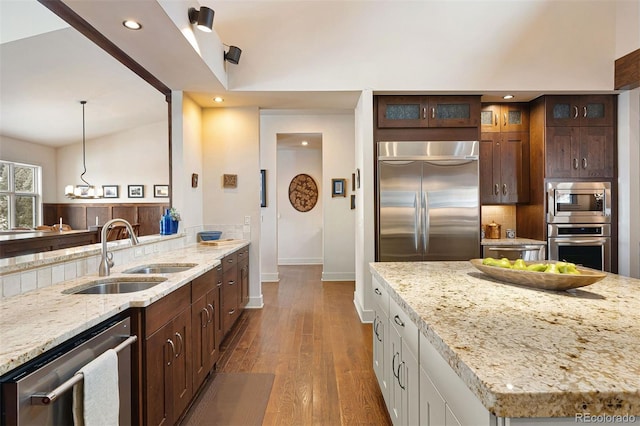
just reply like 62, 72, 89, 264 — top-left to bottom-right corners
64, 101, 103, 199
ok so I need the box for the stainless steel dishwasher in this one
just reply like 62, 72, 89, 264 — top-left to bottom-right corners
0, 316, 136, 426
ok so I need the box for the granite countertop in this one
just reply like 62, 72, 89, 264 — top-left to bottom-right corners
481, 237, 546, 246
369, 261, 640, 418
0, 240, 249, 376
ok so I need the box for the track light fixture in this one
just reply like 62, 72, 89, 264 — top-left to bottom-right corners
224, 45, 242, 65
188, 6, 214, 32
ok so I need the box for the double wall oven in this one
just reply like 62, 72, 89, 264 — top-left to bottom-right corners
546, 181, 612, 272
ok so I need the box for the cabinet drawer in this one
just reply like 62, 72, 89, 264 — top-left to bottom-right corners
192, 269, 217, 301
237, 246, 249, 266
371, 277, 389, 318
222, 252, 238, 272
389, 297, 418, 358
145, 284, 191, 336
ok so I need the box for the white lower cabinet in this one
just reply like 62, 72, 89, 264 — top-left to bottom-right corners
419, 364, 446, 425
372, 278, 390, 407
389, 296, 419, 426
419, 332, 494, 426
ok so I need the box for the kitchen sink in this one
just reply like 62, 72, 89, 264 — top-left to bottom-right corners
63, 277, 168, 295
122, 263, 198, 274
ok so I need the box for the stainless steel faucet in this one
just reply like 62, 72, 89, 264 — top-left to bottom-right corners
98, 218, 139, 276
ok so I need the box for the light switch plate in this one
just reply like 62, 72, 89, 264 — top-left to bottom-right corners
244, 215, 251, 225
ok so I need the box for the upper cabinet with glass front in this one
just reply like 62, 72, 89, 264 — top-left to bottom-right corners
545, 95, 614, 127
377, 96, 480, 128
481, 103, 529, 133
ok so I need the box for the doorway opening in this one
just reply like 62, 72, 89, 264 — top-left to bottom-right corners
276, 133, 323, 266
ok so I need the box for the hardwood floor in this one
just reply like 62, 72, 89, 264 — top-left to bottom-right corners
215, 265, 391, 425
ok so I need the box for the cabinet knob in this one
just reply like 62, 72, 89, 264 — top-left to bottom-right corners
582, 157, 588, 169
201, 308, 210, 328
502, 184, 507, 196
374, 288, 382, 296
174, 332, 183, 357
494, 184, 499, 195
503, 113, 507, 126
422, 107, 427, 119
573, 105, 579, 119
573, 158, 579, 169
431, 107, 435, 119
583, 106, 587, 118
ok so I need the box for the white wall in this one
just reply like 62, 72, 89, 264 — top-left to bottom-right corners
56, 120, 169, 203
201, 107, 263, 307
353, 90, 375, 322
177, 94, 205, 240
0, 136, 56, 203
217, 1, 616, 93
277, 144, 323, 265
260, 112, 356, 281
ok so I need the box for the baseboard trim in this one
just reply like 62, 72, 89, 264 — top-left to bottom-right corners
246, 295, 264, 309
278, 258, 323, 265
260, 272, 280, 282
321, 272, 356, 281
354, 296, 373, 323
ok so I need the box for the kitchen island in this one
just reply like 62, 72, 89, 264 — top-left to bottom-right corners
370, 261, 640, 423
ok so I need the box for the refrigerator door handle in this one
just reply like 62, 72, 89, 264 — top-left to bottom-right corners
422, 191, 429, 255
414, 192, 419, 251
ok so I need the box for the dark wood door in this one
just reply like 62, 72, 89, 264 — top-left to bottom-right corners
545, 126, 577, 178
578, 95, 614, 127
479, 132, 500, 204
377, 96, 429, 128
191, 295, 209, 389
240, 262, 249, 308
171, 308, 193, 422
205, 289, 219, 367
213, 266, 224, 356
427, 96, 480, 128
480, 104, 501, 133
145, 326, 172, 426
545, 96, 579, 127
499, 132, 529, 204
501, 103, 529, 133
578, 126, 615, 177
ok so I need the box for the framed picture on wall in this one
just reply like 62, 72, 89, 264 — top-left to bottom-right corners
102, 185, 119, 198
332, 178, 346, 197
128, 185, 144, 198
154, 184, 169, 198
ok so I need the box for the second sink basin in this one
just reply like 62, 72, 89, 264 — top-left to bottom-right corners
123, 263, 198, 274
63, 277, 168, 295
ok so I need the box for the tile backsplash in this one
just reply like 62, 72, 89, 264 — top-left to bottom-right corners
481, 205, 516, 239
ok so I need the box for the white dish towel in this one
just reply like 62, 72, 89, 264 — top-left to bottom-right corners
73, 349, 120, 426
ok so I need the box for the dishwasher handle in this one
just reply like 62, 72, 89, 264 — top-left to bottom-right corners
30, 335, 137, 406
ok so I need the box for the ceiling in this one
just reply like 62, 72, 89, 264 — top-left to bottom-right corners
0, 0, 553, 149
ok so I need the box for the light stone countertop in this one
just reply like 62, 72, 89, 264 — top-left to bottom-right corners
0, 240, 248, 376
481, 237, 546, 246
369, 261, 640, 418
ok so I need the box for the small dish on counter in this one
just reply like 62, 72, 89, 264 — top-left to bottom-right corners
469, 259, 607, 291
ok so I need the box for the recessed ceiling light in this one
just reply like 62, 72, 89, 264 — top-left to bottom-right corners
301, 141, 309, 146
503, 94, 514, 100
123, 20, 142, 30
213, 97, 224, 103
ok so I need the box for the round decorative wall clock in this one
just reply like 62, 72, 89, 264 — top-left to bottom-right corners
288, 174, 318, 212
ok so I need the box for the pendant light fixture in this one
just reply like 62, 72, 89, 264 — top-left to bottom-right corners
64, 101, 103, 199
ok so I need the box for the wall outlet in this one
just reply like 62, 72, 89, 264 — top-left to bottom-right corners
244, 215, 251, 225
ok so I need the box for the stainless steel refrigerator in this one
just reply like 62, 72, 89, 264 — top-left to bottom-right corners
377, 141, 480, 262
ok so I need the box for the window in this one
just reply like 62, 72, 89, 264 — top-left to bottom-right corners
0, 161, 41, 230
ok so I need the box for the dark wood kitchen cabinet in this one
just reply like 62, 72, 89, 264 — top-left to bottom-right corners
377, 95, 480, 128
191, 268, 221, 392
143, 284, 192, 426
480, 103, 530, 204
238, 246, 250, 311
221, 251, 240, 336
544, 95, 614, 127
